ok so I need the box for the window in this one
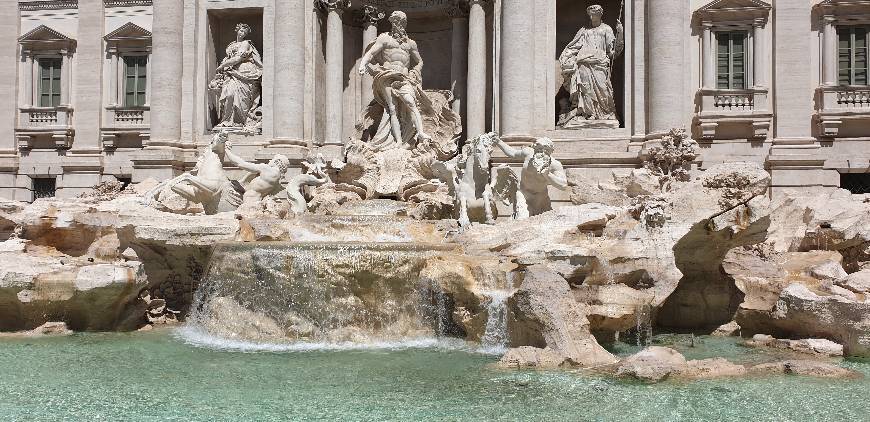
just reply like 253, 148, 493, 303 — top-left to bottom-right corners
33, 177, 56, 199
716, 31, 747, 90
839, 26, 868, 86
38, 57, 62, 107
841, 173, 870, 195
123, 55, 148, 107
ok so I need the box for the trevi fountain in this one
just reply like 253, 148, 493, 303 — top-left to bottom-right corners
2, 1, 870, 421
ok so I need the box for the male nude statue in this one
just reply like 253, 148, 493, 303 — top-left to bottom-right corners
494, 137, 568, 218
224, 143, 290, 207
358, 10, 431, 148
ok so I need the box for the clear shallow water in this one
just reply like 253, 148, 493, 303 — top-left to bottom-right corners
1, 331, 869, 421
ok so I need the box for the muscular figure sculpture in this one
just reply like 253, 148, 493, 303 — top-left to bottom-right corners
150, 131, 241, 214
358, 11, 431, 149
224, 144, 290, 207
494, 137, 568, 218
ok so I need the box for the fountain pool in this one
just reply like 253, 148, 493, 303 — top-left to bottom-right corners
1, 331, 868, 421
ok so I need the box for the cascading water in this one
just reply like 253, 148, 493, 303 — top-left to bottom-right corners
180, 241, 459, 350
479, 290, 511, 354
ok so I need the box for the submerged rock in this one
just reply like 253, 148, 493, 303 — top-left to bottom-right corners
615, 346, 688, 382
749, 360, 860, 379
744, 335, 844, 357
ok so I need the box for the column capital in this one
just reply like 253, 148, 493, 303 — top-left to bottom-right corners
447, 0, 470, 18
752, 17, 767, 28
315, 0, 350, 14
356, 4, 385, 27
822, 15, 837, 25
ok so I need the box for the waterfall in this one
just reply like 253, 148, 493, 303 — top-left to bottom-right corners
181, 241, 457, 349
635, 303, 653, 347
479, 290, 511, 354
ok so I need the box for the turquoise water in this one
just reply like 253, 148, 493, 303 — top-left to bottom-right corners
1, 330, 869, 421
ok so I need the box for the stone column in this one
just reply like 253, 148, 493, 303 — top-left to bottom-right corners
647, 0, 689, 134
499, 0, 534, 141
71, 0, 103, 153
149, 0, 185, 146
466, 0, 487, 137
753, 19, 767, 87
822, 15, 838, 86
273, 0, 307, 144
23, 53, 33, 107
60, 49, 71, 107
61, 0, 104, 198
318, 0, 350, 146
701, 22, 714, 89
109, 48, 119, 106
0, 6, 18, 199
359, 5, 384, 111
448, 1, 469, 121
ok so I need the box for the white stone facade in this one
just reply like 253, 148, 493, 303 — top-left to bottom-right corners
1, 0, 869, 201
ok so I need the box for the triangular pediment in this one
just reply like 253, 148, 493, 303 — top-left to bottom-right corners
104, 22, 152, 42
18, 25, 74, 44
698, 0, 771, 12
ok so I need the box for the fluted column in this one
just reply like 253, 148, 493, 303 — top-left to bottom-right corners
149, 0, 185, 146
317, 0, 349, 145
0, 8, 18, 154
499, 0, 534, 141
701, 23, 714, 89
273, 0, 307, 144
359, 5, 383, 111
448, 1, 469, 122
822, 15, 838, 86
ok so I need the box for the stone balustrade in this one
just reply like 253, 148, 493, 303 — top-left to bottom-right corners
108, 107, 150, 126
695, 88, 772, 141
817, 85, 870, 137
19, 106, 73, 128
15, 106, 75, 149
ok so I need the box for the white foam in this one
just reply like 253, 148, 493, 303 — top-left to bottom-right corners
175, 325, 475, 353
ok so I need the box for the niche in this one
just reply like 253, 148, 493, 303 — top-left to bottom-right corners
555, 0, 626, 129
206, 8, 264, 132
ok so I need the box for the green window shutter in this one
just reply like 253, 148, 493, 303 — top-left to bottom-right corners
856, 27, 867, 85
123, 55, 148, 107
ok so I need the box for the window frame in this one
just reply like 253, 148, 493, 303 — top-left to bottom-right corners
37, 56, 63, 108
715, 30, 749, 90
122, 54, 148, 107
837, 25, 869, 86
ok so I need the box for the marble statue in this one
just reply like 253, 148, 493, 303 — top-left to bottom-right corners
558, 4, 624, 129
453, 132, 499, 228
209, 23, 263, 134
493, 136, 568, 218
358, 10, 432, 149
224, 143, 290, 210
143, 131, 242, 215
287, 155, 330, 214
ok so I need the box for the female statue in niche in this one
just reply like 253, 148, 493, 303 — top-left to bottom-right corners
209, 23, 263, 134
558, 4, 624, 128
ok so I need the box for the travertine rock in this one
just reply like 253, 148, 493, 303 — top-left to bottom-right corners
767, 283, 870, 357
835, 269, 870, 294
502, 265, 617, 367
712, 321, 741, 337
744, 335, 844, 357
498, 346, 565, 369
615, 346, 687, 382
